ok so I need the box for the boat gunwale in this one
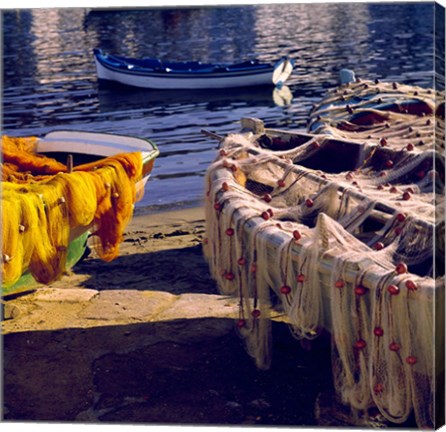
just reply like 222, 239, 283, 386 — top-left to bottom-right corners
95, 56, 276, 79
94, 48, 278, 79
208, 159, 437, 301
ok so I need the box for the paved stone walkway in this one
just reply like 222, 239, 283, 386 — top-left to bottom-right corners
3, 288, 243, 334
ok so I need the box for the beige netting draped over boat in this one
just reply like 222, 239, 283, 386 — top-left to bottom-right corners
204, 79, 445, 428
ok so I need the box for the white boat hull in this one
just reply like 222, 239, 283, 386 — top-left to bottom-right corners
38, 130, 159, 195
95, 57, 278, 90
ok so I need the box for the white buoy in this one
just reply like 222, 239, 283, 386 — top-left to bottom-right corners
339, 69, 356, 84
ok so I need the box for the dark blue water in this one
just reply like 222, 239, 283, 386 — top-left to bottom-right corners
2, 3, 435, 211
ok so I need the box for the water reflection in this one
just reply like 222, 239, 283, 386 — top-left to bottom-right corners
97, 83, 292, 114
84, 7, 258, 63
30, 9, 89, 85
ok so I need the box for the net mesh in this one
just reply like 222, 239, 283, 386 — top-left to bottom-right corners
1, 135, 143, 287
204, 79, 444, 427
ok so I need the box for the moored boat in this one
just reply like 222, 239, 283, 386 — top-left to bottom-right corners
93, 48, 294, 90
203, 77, 444, 427
1, 131, 159, 296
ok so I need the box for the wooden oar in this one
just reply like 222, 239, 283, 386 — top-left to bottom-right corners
201, 120, 367, 158
201, 129, 224, 143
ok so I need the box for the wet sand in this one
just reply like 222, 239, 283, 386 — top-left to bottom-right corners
2, 207, 356, 427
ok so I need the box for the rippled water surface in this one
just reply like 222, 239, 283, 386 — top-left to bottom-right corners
2, 3, 435, 211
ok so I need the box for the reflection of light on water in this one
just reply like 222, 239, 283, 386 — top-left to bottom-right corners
30, 9, 88, 85
251, 3, 371, 83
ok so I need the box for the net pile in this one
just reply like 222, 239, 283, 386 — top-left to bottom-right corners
204, 80, 444, 428
309, 80, 444, 153
1, 135, 143, 288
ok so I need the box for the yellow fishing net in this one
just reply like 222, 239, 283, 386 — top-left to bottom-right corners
1, 135, 143, 287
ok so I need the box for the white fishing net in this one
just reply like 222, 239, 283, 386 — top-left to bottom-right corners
204, 79, 444, 428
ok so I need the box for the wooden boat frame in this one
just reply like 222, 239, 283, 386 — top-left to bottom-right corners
206, 118, 438, 310
203, 69, 445, 430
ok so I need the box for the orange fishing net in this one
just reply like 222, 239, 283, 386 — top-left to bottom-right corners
1, 135, 143, 287
2, 135, 67, 180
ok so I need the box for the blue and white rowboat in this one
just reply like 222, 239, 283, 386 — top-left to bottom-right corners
93, 48, 294, 90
